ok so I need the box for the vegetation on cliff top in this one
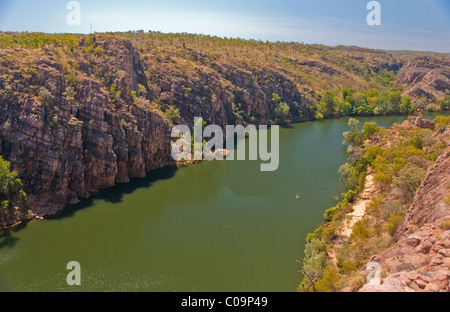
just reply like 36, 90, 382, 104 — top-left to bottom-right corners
298, 115, 450, 292
1, 31, 448, 130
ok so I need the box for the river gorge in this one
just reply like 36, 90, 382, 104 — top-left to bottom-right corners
0, 114, 442, 292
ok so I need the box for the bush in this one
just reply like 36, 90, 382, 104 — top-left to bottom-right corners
340, 262, 357, 275
315, 268, 340, 292
409, 136, 423, 150
434, 115, 450, 129
374, 172, 392, 191
439, 219, 450, 231
393, 163, 426, 198
343, 190, 357, 203
165, 106, 181, 125
324, 205, 340, 221
387, 214, 403, 236
315, 112, 324, 120
365, 146, 384, 163
38, 87, 54, 106
350, 221, 370, 246
362, 122, 380, 138
425, 104, 440, 112
274, 102, 290, 124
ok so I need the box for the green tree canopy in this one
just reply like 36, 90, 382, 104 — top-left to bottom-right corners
0, 156, 27, 212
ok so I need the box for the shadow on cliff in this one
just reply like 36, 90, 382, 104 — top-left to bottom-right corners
49, 166, 179, 221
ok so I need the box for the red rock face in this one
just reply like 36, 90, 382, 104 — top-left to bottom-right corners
396, 56, 450, 101
406, 116, 435, 131
360, 148, 450, 293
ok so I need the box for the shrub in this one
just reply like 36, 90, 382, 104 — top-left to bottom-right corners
315, 268, 340, 292
362, 122, 380, 138
409, 136, 423, 150
374, 172, 392, 191
434, 115, 450, 130
350, 221, 370, 246
393, 163, 426, 198
387, 214, 403, 236
274, 101, 290, 124
38, 87, 54, 106
425, 104, 440, 112
343, 190, 357, 203
365, 146, 384, 163
324, 206, 339, 221
340, 262, 357, 275
439, 219, 450, 231
165, 106, 181, 125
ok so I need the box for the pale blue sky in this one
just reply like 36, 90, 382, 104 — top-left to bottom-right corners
0, 0, 449, 52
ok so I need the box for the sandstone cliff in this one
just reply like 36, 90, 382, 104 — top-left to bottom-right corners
0, 35, 174, 224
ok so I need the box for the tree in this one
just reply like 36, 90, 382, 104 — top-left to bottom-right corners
298, 239, 328, 292
274, 102, 290, 124
434, 115, 450, 130
374, 170, 392, 189
341, 101, 353, 116
348, 118, 360, 132
318, 91, 337, 118
342, 88, 355, 101
413, 97, 428, 111
388, 92, 402, 114
400, 96, 412, 114
0, 156, 27, 214
315, 112, 324, 120
350, 221, 370, 250
343, 118, 365, 147
362, 122, 380, 138
441, 96, 450, 111
272, 94, 290, 124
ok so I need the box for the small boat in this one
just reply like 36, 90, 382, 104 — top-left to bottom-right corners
296, 194, 300, 199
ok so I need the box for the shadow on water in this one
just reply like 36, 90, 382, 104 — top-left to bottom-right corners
0, 228, 20, 249
280, 124, 295, 129
48, 165, 179, 221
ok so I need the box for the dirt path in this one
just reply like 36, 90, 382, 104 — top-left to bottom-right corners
329, 173, 378, 263
339, 174, 378, 237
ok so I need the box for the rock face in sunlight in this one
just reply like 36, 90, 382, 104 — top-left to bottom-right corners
396, 56, 450, 101
0, 36, 174, 223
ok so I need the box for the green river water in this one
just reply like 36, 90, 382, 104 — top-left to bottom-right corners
0, 115, 442, 292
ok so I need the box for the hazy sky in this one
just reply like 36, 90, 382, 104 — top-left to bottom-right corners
0, 0, 449, 52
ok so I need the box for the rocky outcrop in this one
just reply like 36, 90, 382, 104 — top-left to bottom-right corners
406, 116, 435, 131
360, 148, 450, 292
396, 56, 450, 101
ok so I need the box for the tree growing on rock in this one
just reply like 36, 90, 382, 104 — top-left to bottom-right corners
272, 94, 290, 124
0, 156, 27, 219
